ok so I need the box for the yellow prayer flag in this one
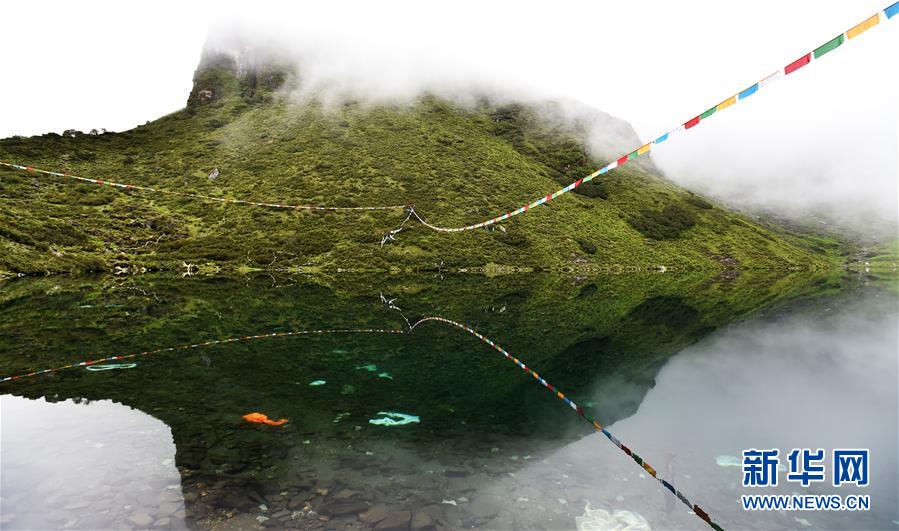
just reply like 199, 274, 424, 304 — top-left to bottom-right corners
847, 14, 879, 39
637, 143, 652, 155
716, 95, 737, 111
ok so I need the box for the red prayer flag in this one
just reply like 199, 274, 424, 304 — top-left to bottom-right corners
617, 155, 629, 166
684, 116, 701, 129
785, 53, 811, 74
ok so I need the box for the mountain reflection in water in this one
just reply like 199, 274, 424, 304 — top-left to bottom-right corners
0, 271, 895, 529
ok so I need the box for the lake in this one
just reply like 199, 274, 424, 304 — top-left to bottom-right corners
1, 270, 896, 530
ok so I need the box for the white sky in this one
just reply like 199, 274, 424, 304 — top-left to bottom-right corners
1, 1, 896, 229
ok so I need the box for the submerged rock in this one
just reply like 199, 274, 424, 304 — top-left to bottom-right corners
375, 510, 411, 530
127, 513, 154, 527
411, 509, 435, 530
574, 504, 650, 531
321, 501, 369, 516
359, 504, 389, 524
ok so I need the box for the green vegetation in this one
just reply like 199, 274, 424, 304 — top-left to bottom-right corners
0, 57, 840, 277
0, 268, 844, 450
859, 239, 899, 269
627, 204, 698, 240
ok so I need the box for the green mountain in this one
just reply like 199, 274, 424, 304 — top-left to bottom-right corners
0, 47, 840, 277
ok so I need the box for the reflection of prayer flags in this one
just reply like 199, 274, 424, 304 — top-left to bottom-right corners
886, 2, 899, 19
717, 96, 737, 111
814, 34, 844, 58
637, 144, 651, 155
847, 14, 880, 39
785, 53, 811, 75
700, 107, 716, 120
684, 116, 701, 129
694, 506, 712, 524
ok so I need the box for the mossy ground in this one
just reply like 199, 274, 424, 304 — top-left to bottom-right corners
0, 87, 840, 277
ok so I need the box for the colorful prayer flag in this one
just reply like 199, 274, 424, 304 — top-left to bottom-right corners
886, 2, 899, 19
785, 53, 811, 75
847, 14, 880, 39
739, 84, 759, 99
760, 70, 783, 87
813, 34, 844, 58
716, 96, 737, 111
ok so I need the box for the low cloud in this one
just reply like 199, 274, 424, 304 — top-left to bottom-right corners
204, 1, 898, 235
2, 1, 894, 236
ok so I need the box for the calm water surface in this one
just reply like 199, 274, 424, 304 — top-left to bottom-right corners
1, 271, 895, 530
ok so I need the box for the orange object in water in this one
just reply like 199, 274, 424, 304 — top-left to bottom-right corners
242, 412, 288, 426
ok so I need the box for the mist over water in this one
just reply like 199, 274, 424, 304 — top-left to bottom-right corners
535, 282, 899, 529
1, 397, 186, 529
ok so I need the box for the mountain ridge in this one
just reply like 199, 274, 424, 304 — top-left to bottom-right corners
0, 43, 840, 276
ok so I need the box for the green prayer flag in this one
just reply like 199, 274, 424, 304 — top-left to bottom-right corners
700, 107, 716, 120
814, 34, 844, 58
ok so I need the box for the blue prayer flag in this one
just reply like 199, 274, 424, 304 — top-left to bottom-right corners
739, 84, 759, 99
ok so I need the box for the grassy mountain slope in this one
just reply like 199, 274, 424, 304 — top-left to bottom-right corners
0, 52, 840, 276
